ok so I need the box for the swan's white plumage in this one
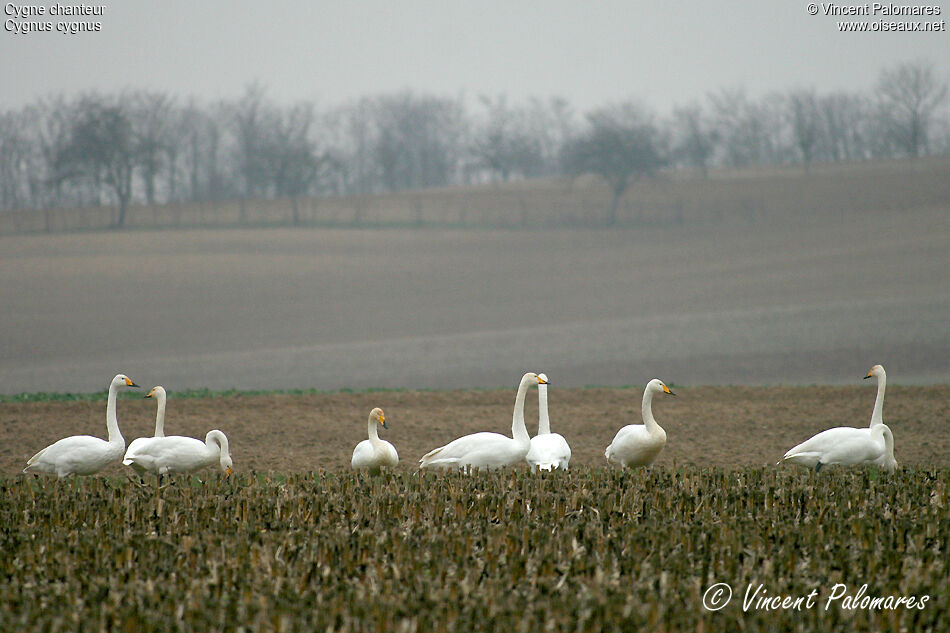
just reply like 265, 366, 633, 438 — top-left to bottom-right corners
23, 374, 138, 478
420, 372, 545, 471
351, 407, 398, 472
122, 430, 232, 476
780, 364, 897, 472
605, 379, 674, 468
124, 386, 167, 476
781, 424, 897, 473
526, 374, 571, 471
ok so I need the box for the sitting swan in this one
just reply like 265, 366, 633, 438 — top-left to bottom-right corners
780, 423, 897, 473
122, 430, 233, 477
351, 407, 398, 473
605, 379, 675, 468
525, 373, 571, 471
124, 386, 168, 476
780, 364, 898, 473
420, 372, 546, 471
24, 373, 139, 478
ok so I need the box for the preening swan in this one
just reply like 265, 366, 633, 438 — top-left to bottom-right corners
23, 373, 139, 478
124, 386, 168, 476
351, 407, 399, 473
525, 373, 571, 471
420, 372, 546, 471
605, 379, 675, 468
122, 430, 233, 477
780, 364, 898, 473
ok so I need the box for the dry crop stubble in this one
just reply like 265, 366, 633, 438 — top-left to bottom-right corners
1, 466, 947, 632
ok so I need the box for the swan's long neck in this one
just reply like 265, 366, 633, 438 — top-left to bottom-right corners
538, 384, 551, 435
642, 387, 659, 433
367, 414, 381, 445
869, 371, 886, 427
153, 392, 166, 437
511, 377, 532, 443
206, 430, 230, 461
106, 382, 124, 445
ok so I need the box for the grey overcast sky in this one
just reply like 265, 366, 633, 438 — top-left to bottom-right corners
2, 1, 948, 112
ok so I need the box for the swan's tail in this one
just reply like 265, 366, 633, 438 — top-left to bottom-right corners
419, 445, 446, 468
25, 447, 46, 467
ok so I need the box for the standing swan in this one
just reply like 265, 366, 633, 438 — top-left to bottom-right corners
420, 372, 546, 471
780, 364, 898, 473
525, 373, 571, 471
605, 379, 675, 468
123, 430, 233, 477
24, 373, 139, 478
351, 407, 399, 473
124, 386, 168, 476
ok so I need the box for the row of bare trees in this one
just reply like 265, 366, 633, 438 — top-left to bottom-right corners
0, 60, 946, 226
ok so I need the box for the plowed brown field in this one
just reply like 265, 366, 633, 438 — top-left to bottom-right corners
3, 383, 947, 476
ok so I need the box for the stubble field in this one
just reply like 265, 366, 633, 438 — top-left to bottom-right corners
2, 384, 948, 631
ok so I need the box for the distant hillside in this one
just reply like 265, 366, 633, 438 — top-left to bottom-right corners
2, 157, 948, 235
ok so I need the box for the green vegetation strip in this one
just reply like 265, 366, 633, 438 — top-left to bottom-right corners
0, 386, 425, 403
1, 467, 946, 632
0, 384, 654, 403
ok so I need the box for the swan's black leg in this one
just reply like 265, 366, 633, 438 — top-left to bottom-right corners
814, 461, 823, 475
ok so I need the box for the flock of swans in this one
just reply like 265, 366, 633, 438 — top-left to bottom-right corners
21, 364, 898, 479
24, 376, 232, 479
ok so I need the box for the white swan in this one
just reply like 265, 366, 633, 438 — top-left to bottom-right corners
351, 407, 399, 473
525, 373, 571, 471
122, 430, 233, 477
420, 372, 546, 471
605, 379, 675, 468
23, 373, 139, 478
864, 364, 886, 427
124, 386, 167, 476
780, 423, 897, 473
780, 364, 898, 473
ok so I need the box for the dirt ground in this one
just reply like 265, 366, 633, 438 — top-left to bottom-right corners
2, 384, 947, 476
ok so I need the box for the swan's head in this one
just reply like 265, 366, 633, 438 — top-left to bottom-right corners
221, 455, 233, 478
144, 386, 166, 400
864, 364, 886, 380
521, 372, 547, 385
647, 378, 675, 396
112, 374, 139, 389
371, 407, 388, 430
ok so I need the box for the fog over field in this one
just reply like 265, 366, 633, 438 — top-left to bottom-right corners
2, 200, 948, 394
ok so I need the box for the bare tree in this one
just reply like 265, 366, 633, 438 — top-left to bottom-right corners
267, 102, 324, 224
227, 84, 273, 221
875, 59, 948, 158
561, 102, 666, 226
671, 102, 717, 178
786, 89, 821, 173
0, 108, 33, 211
471, 95, 544, 182
130, 91, 174, 205
818, 91, 869, 162
525, 96, 576, 177
373, 91, 465, 192
56, 94, 138, 227
708, 88, 791, 168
